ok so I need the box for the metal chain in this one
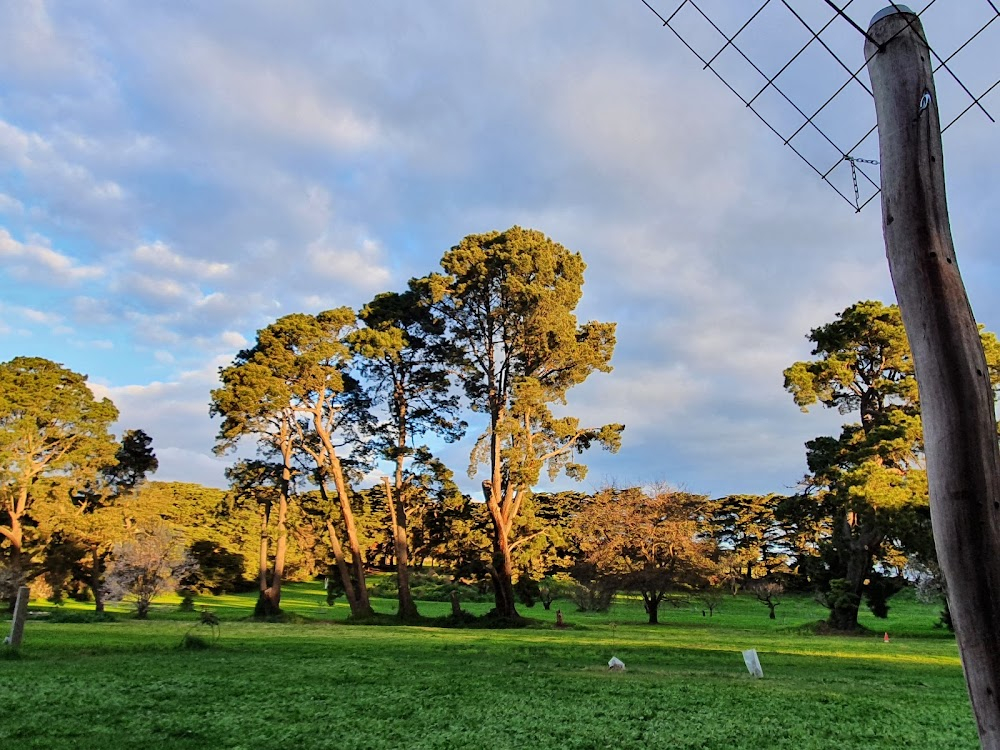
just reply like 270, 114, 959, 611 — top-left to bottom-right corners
844, 155, 880, 210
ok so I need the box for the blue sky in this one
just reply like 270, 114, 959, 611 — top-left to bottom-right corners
1, 1, 997, 498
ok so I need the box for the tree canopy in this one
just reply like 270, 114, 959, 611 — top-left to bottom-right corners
0, 357, 119, 563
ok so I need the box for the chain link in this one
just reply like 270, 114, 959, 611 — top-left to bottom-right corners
844, 155, 880, 210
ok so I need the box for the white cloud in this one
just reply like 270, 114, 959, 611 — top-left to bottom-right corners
132, 241, 230, 280
5, 304, 62, 325
0, 0, 93, 83
0, 228, 103, 285
304, 236, 392, 289
0, 193, 25, 215
218, 331, 248, 350
0, 119, 127, 208
91, 361, 231, 487
141, 29, 380, 152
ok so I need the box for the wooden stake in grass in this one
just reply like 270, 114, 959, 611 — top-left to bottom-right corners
866, 8, 1000, 746
6, 586, 29, 649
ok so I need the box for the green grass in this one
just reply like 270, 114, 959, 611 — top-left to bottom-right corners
0, 585, 976, 749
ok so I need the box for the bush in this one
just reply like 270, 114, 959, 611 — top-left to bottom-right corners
103, 525, 196, 619
183, 541, 248, 594
514, 577, 540, 608
178, 588, 197, 612
571, 581, 615, 613
405, 573, 493, 603
46, 610, 118, 624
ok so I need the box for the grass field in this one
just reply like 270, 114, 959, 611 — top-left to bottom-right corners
0, 584, 978, 749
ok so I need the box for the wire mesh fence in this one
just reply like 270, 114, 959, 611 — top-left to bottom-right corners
640, 1, 1000, 211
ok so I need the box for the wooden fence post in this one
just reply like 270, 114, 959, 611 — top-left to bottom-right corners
7, 585, 30, 649
866, 8, 1000, 746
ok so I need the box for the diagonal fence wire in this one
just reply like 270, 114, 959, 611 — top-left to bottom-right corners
640, 0, 1000, 212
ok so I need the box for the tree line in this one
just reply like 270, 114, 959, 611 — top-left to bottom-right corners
3, 227, 992, 631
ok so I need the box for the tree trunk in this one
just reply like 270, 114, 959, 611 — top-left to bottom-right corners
90, 547, 105, 614
643, 592, 660, 625
6, 512, 23, 556
384, 477, 419, 621
482, 480, 518, 619
868, 11, 1000, 745
266, 490, 288, 614
825, 510, 879, 630
325, 519, 362, 613
330, 459, 373, 617
488, 536, 517, 618
487, 556, 517, 619
257, 501, 271, 597
318, 480, 361, 614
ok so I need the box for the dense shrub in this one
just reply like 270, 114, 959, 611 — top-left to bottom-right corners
370, 572, 492, 603
46, 610, 118, 624
183, 541, 249, 594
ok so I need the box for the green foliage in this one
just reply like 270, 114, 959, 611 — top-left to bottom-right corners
783, 301, 916, 420
0, 357, 119, 560
709, 494, 791, 590
183, 540, 248, 594
179, 633, 212, 650
778, 300, 1000, 630
823, 579, 862, 631
368, 572, 493, 603
324, 574, 344, 606
513, 576, 540, 607
865, 573, 907, 619
351, 285, 466, 463
570, 583, 615, 613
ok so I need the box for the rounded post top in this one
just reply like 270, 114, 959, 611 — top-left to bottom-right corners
870, 5, 915, 28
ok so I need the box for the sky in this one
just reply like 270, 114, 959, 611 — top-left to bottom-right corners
1, 1, 998, 500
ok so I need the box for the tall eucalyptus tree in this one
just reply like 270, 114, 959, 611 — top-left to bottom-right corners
423, 226, 623, 618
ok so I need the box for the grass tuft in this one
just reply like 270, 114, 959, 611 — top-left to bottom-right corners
179, 633, 213, 650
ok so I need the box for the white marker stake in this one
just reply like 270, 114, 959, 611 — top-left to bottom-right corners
742, 649, 763, 678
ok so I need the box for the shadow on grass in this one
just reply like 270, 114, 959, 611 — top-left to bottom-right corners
243, 607, 566, 631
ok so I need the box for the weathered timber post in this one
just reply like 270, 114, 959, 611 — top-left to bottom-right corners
7, 586, 29, 648
867, 8, 1000, 746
